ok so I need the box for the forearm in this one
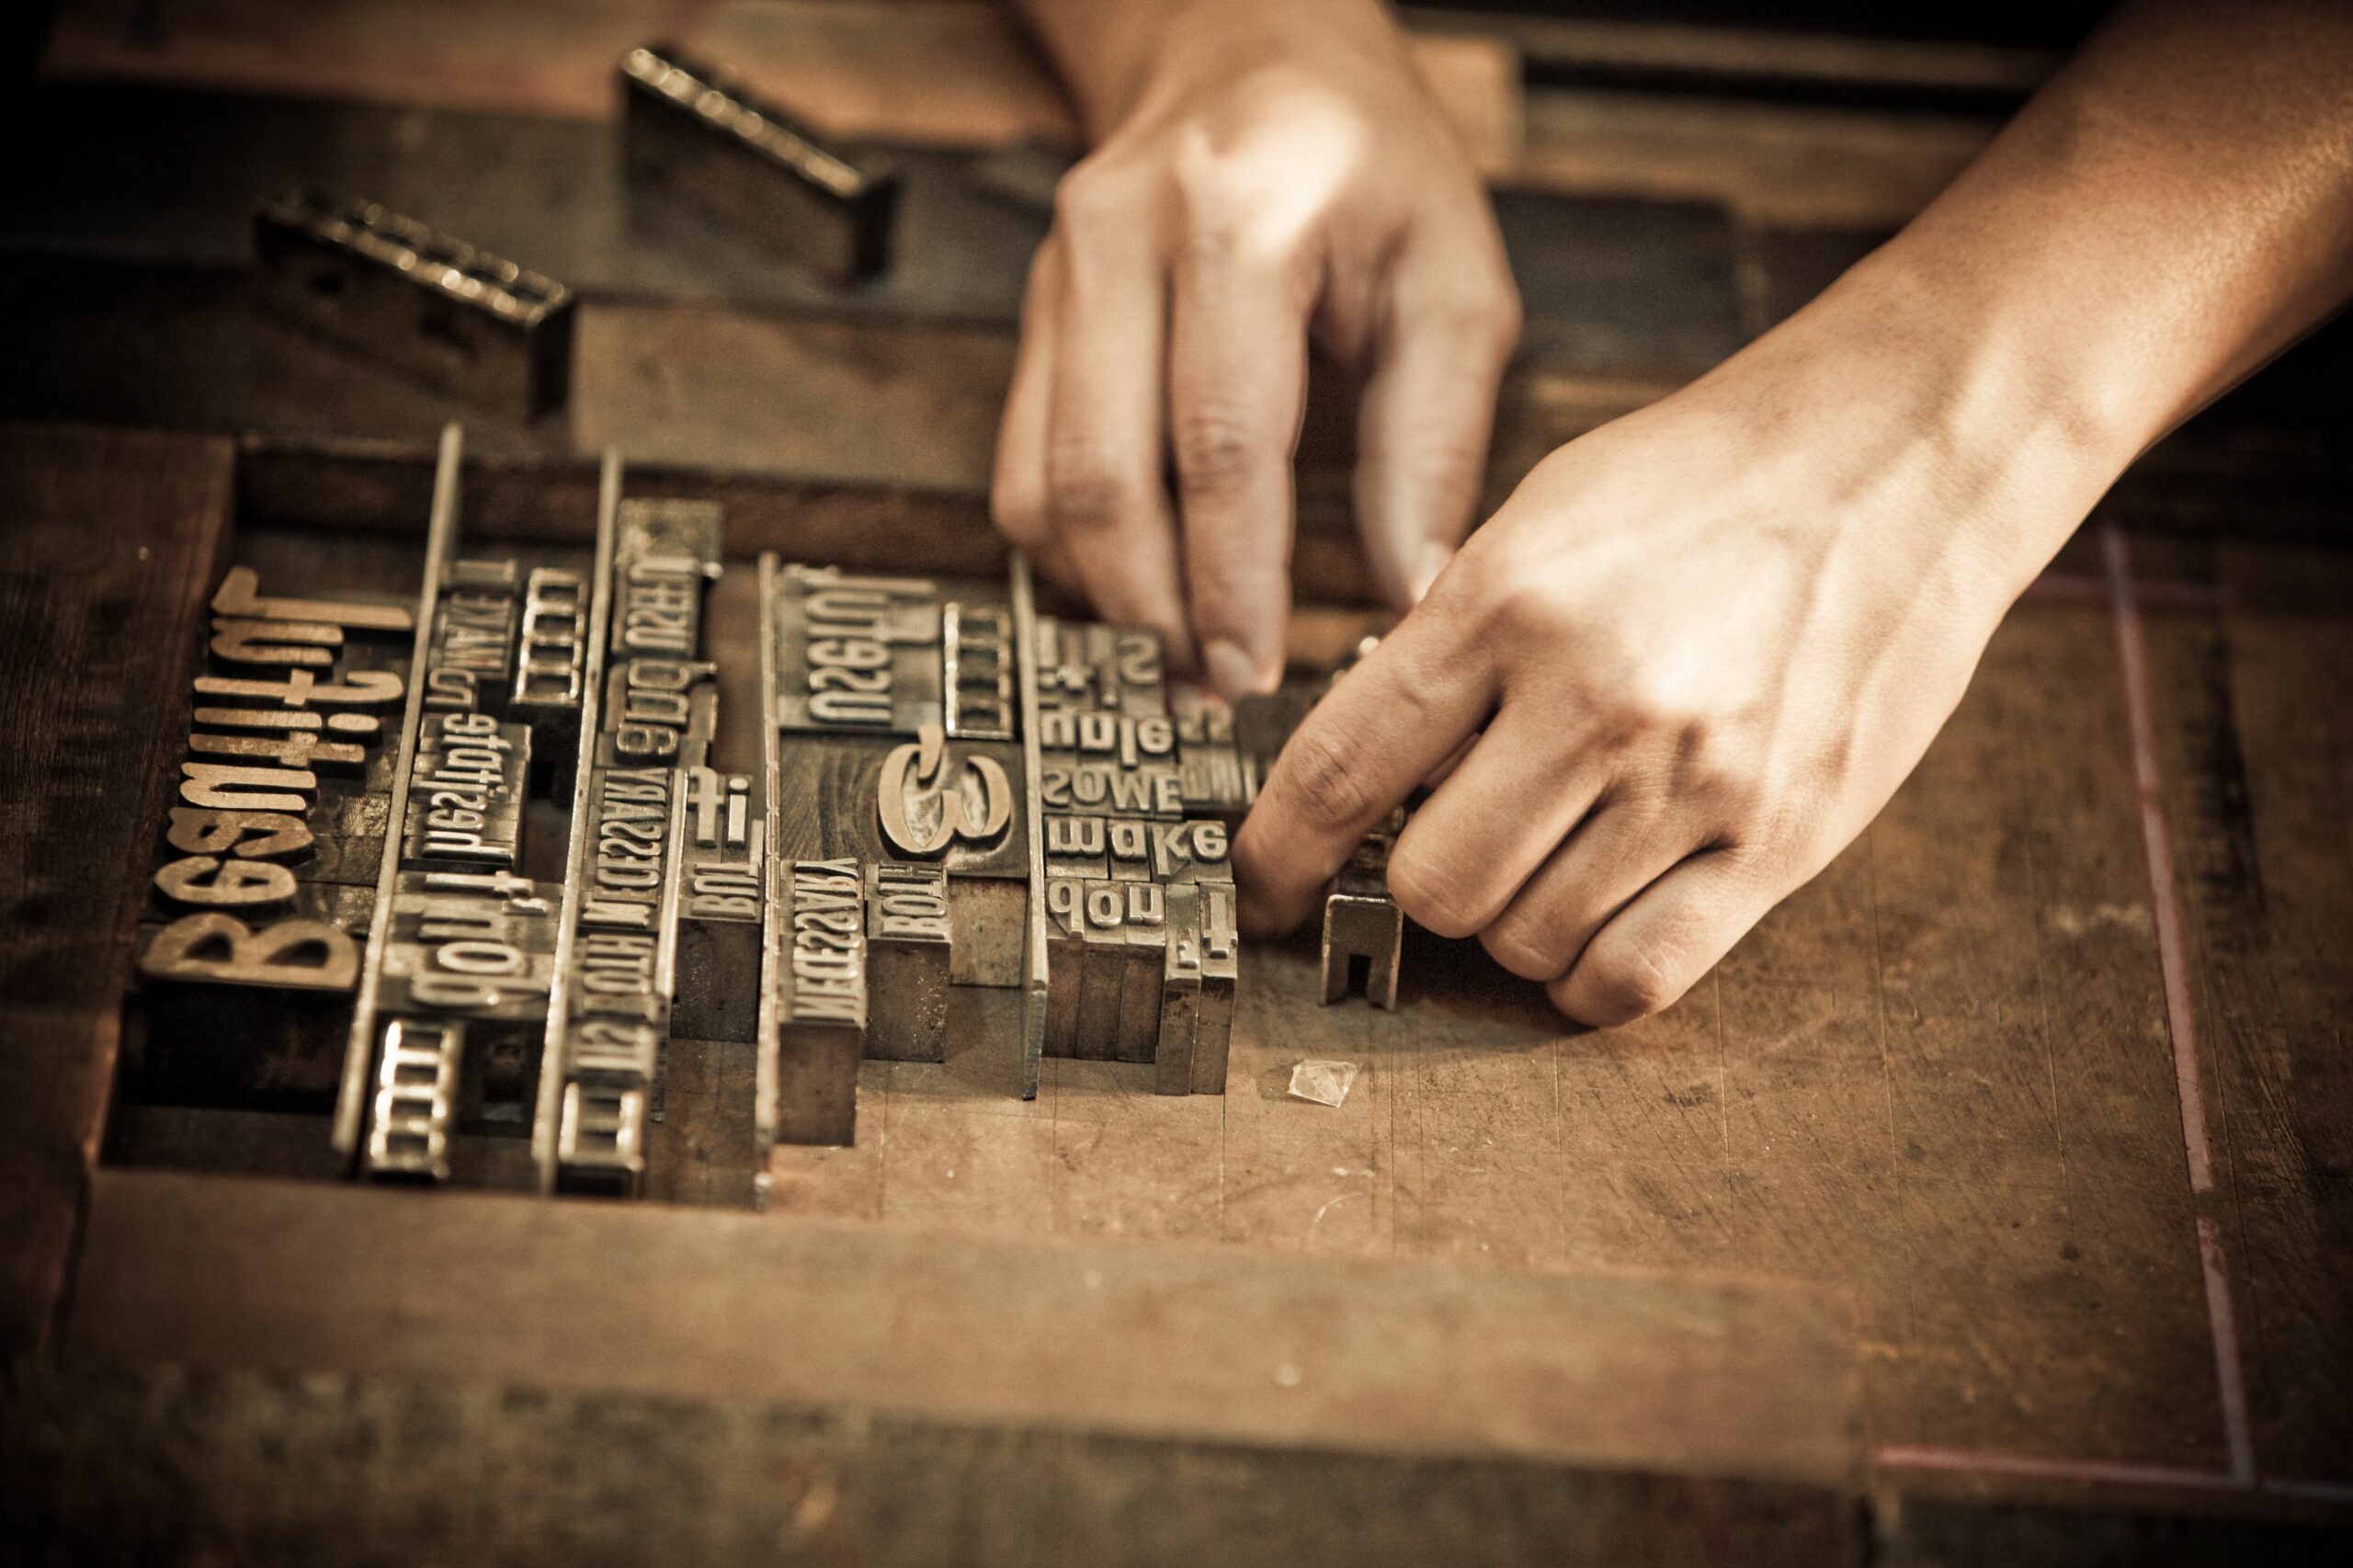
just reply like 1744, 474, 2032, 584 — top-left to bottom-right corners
1732, 0, 2353, 584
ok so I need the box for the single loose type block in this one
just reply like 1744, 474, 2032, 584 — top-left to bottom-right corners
1320, 820, 1403, 1011
620, 44, 900, 282
255, 187, 575, 418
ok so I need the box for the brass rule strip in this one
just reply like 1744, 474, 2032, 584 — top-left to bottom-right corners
332, 422, 465, 1160
1008, 551, 1048, 1102
752, 551, 785, 1164
529, 449, 623, 1192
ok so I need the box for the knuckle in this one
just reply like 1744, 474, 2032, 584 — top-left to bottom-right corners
1572, 947, 1682, 1026
1428, 533, 1507, 612
1665, 727, 1772, 819
1173, 154, 1310, 271
1051, 160, 1135, 239
990, 486, 1045, 547
1482, 565, 1574, 647
1384, 846, 1485, 939
1171, 153, 1251, 234
1274, 725, 1380, 838
1043, 449, 1142, 537
1171, 410, 1267, 497
1478, 918, 1565, 983
1431, 277, 1523, 362
1616, 668, 1712, 740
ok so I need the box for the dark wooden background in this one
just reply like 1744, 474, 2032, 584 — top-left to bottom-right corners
2, 3, 2349, 1562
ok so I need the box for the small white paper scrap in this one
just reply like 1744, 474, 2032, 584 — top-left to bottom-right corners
1287, 1059, 1361, 1108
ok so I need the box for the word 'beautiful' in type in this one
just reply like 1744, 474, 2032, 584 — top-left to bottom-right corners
142, 566, 413, 993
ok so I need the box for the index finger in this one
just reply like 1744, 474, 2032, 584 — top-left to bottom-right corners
1233, 599, 1495, 935
1165, 233, 1312, 700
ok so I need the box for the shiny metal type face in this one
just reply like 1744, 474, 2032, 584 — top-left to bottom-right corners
127, 431, 1279, 1213
620, 43, 901, 283
1320, 814, 1405, 1012
254, 187, 575, 418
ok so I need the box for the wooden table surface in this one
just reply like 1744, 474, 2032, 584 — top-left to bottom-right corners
3, 4, 2349, 1562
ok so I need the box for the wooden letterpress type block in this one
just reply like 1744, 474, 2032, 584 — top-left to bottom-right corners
254, 187, 576, 418
1191, 880, 1238, 1094
775, 727, 1028, 985
770, 564, 942, 737
1043, 812, 1108, 881
767, 858, 866, 1147
1038, 758, 1183, 820
620, 44, 901, 283
402, 712, 529, 870
1150, 818, 1232, 885
1042, 874, 1086, 1058
1074, 880, 1128, 1061
556, 1080, 648, 1197
675, 765, 764, 1042
1113, 881, 1167, 1063
364, 1017, 462, 1182
942, 599, 1017, 741
865, 861, 952, 1062
1105, 817, 1154, 882
1154, 882, 1201, 1096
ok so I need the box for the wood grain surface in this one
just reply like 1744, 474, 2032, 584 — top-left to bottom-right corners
0, 424, 233, 1358
71, 1165, 1866, 1488
5, 0, 2351, 1551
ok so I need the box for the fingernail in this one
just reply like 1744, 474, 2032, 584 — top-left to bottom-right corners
1204, 638, 1268, 700
1406, 540, 1454, 604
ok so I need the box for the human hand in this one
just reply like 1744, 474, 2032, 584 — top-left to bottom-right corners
1233, 273, 2120, 1023
992, 0, 1519, 697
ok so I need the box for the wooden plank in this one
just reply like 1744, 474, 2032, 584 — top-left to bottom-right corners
5, 87, 1051, 329
1868, 602, 2225, 1465
0, 422, 235, 1357
43, 0, 682, 120
2146, 542, 2353, 1483
1877, 1490, 2352, 1565
574, 301, 1015, 489
5, 1362, 1863, 1568
1218, 944, 1403, 1259
70, 1165, 1867, 1490
40, 0, 1999, 231
1400, 10, 2063, 106
1517, 89, 1992, 230
1, 85, 1741, 381
44, 0, 1521, 170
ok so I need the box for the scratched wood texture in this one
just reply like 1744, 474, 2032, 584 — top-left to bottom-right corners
0, 424, 233, 1358
763, 579, 2345, 1487
11, 432, 2350, 1560
6, 0, 2352, 1554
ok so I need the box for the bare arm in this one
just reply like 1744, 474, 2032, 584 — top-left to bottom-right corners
1237, 0, 2353, 1024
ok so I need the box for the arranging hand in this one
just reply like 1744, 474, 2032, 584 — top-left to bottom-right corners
992, 0, 1518, 696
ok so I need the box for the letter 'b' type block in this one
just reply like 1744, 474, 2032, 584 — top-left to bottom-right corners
865, 861, 951, 1062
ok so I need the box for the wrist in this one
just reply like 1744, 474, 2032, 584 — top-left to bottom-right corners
1720, 240, 2150, 601
1043, 0, 1404, 141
